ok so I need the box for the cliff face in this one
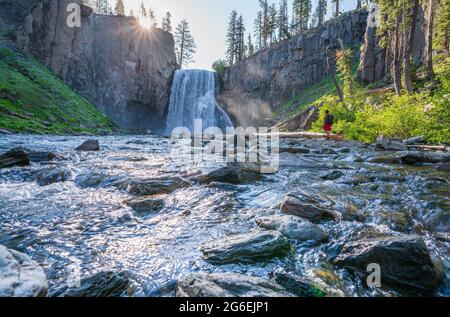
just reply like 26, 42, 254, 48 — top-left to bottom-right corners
219, 10, 368, 127
2, 0, 177, 132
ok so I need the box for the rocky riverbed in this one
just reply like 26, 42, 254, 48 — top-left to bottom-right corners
0, 134, 448, 297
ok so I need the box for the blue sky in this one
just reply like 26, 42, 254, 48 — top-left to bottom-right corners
117, 0, 359, 70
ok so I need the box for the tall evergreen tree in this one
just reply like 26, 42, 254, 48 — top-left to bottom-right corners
331, 0, 341, 18
162, 12, 172, 33
174, 20, 196, 68
293, 0, 312, 31
268, 3, 278, 44
259, 0, 270, 47
147, 7, 157, 27
316, 0, 327, 26
254, 11, 263, 51
226, 10, 238, 65
114, 0, 125, 16
277, 0, 290, 40
138, 1, 147, 18
236, 15, 246, 62
247, 34, 255, 57
436, 0, 450, 53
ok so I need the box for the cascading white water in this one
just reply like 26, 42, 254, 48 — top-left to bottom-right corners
165, 70, 233, 135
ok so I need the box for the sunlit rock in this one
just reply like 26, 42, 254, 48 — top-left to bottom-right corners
127, 177, 190, 196
0, 245, 48, 297
75, 139, 100, 152
271, 269, 326, 297
124, 197, 165, 214
0, 147, 30, 169
34, 166, 73, 186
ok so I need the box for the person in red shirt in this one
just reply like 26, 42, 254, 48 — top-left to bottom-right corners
323, 110, 334, 139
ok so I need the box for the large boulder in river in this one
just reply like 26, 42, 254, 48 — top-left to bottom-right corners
0, 148, 30, 168
52, 272, 129, 297
127, 177, 190, 196
0, 245, 48, 297
196, 166, 260, 184
75, 140, 100, 152
34, 166, 73, 186
333, 235, 443, 292
256, 215, 328, 243
281, 191, 341, 223
271, 269, 326, 297
176, 273, 294, 297
401, 151, 446, 164
375, 136, 407, 151
200, 231, 292, 264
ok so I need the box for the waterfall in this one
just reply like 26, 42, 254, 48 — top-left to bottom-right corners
165, 70, 233, 135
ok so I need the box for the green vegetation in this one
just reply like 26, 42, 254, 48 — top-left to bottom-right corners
0, 47, 114, 134
309, 55, 450, 144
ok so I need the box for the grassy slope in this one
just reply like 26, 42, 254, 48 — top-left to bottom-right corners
0, 47, 114, 134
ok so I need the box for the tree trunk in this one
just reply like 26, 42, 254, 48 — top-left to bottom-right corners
357, 0, 362, 10
403, 0, 420, 95
393, 14, 403, 95
425, 0, 435, 78
335, 0, 340, 17
326, 47, 344, 102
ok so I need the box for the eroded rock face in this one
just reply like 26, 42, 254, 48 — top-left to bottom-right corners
200, 231, 291, 264
0, 245, 48, 297
281, 191, 341, 223
219, 10, 368, 127
333, 235, 443, 292
9, 0, 177, 132
256, 215, 328, 243
176, 273, 294, 297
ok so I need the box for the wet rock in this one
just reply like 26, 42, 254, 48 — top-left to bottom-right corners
337, 147, 351, 154
374, 175, 406, 183
196, 167, 243, 185
403, 136, 425, 145
271, 269, 326, 297
401, 151, 446, 164
75, 140, 100, 152
362, 211, 413, 233
0, 128, 12, 134
52, 272, 129, 297
313, 148, 338, 155
279, 147, 310, 154
375, 136, 407, 151
435, 162, 450, 172
281, 191, 341, 223
321, 170, 344, 181
75, 173, 131, 190
228, 160, 276, 175
333, 235, 443, 292
200, 231, 291, 264
127, 177, 190, 196
368, 156, 402, 164
34, 166, 73, 186
25, 150, 65, 163
256, 215, 328, 243
124, 197, 165, 213
278, 153, 327, 169
176, 272, 294, 297
0, 245, 48, 297
0, 148, 30, 168
338, 176, 375, 186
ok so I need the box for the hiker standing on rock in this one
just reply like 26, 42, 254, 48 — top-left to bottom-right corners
323, 110, 334, 139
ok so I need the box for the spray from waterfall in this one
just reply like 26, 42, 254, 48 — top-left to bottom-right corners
165, 70, 233, 135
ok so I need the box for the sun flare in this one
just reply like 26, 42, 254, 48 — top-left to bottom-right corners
139, 16, 152, 29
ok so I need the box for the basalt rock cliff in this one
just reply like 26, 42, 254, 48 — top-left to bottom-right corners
0, 0, 177, 132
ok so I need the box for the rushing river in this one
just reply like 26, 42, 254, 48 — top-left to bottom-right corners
0, 134, 448, 297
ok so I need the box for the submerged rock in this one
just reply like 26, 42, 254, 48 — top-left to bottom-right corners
321, 170, 344, 181
124, 197, 165, 213
127, 177, 190, 196
375, 136, 407, 151
26, 150, 64, 163
401, 151, 446, 164
75, 140, 100, 152
333, 235, 443, 292
278, 153, 327, 168
200, 231, 291, 264
279, 147, 310, 154
0, 245, 48, 297
281, 191, 340, 223
338, 176, 375, 186
313, 148, 338, 155
176, 272, 294, 297
0, 148, 30, 169
196, 165, 261, 184
256, 215, 328, 243
34, 166, 73, 186
368, 156, 402, 164
75, 172, 131, 190
52, 272, 129, 297
271, 269, 326, 297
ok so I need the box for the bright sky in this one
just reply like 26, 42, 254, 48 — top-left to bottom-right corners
117, 0, 359, 70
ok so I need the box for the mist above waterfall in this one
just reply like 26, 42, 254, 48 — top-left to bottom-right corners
165, 70, 233, 136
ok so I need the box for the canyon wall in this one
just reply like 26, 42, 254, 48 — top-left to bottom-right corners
219, 10, 368, 127
1, 0, 177, 132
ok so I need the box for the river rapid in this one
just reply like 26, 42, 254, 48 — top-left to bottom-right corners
0, 134, 448, 297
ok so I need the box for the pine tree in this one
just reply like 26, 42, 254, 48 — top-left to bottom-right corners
337, 48, 355, 97
93, 0, 108, 14
174, 20, 196, 68
254, 11, 263, 51
247, 34, 255, 57
277, 0, 290, 40
114, 0, 125, 16
316, 0, 327, 26
268, 3, 278, 44
226, 10, 238, 65
293, 0, 312, 31
148, 7, 157, 27
331, 0, 340, 18
162, 12, 172, 33
259, 0, 270, 47
436, 0, 450, 53
236, 15, 246, 62
129, 9, 135, 17
138, 1, 147, 18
